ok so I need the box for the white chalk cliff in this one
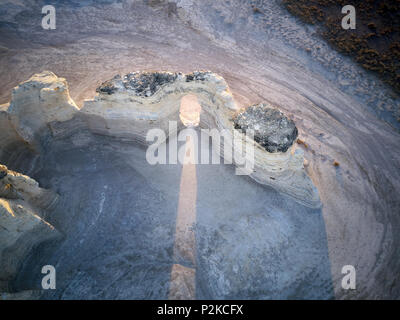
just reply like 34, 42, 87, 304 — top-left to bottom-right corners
0, 164, 60, 292
1, 71, 320, 208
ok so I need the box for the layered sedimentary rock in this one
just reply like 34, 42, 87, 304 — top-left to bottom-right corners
0, 164, 60, 292
83, 71, 320, 208
7, 71, 78, 145
0, 103, 25, 161
82, 71, 236, 146
0, 70, 320, 208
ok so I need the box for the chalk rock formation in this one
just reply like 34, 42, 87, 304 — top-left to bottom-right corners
84, 71, 320, 208
0, 103, 25, 161
1, 70, 320, 208
82, 71, 236, 145
0, 164, 60, 292
7, 71, 78, 144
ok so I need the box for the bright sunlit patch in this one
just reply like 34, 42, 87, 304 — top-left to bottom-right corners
0, 199, 15, 217
179, 94, 201, 127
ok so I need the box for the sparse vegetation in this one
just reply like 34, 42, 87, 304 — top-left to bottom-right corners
282, 0, 400, 94
297, 138, 308, 148
333, 160, 340, 167
251, 5, 262, 14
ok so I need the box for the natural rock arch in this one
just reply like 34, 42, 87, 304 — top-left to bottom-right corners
83, 71, 320, 208
1, 71, 321, 208
81, 71, 237, 144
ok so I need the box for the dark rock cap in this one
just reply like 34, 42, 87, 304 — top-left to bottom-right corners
123, 72, 178, 96
185, 71, 212, 82
233, 103, 298, 153
96, 75, 122, 95
97, 71, 179, 97
96, 71, 214, 97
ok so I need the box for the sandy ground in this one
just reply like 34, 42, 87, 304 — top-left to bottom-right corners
0, 0, 399, 299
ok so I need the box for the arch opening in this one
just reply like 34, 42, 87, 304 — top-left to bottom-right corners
179, 94, 202, 127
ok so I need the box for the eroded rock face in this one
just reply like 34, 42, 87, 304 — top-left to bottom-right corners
0, 164, 60, 292
7, 71, 78, 144
0, 70, 320, 208
85, 70, 320, 207
234, 104, 298, 153
0, 164, 58, 210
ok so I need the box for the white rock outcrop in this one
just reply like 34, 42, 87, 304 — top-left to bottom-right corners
7, 71, 78, 144
82, 71, 321, 208
1, 71, 320, 208
0, 164, 60, 292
